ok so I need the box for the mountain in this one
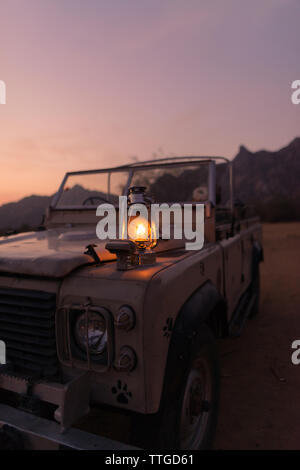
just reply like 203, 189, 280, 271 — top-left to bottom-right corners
233, 137, 300, 203
0, 185, 109, 234
0, 137, 299, 232
232, 138, 300, 221
0, 195, 51, 233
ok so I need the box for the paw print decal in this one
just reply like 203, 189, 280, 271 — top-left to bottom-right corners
163, 317, 173, 338
111, 380, 132, 404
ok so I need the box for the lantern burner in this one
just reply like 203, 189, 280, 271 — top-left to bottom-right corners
128, 186, 150, 205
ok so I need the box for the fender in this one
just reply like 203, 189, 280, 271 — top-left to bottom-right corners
252, 240, 264, 266
251, 241, 263, 281
159, 282, 226, 409
176, 281, 225, 332
169, 281, 226, 357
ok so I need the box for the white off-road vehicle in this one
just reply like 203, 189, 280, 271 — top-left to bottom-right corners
0, 157, 263, 449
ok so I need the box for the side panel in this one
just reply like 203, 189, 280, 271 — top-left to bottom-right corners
220, 222, 262, 320
220, 234, 244, 319
142, 245, 223, 413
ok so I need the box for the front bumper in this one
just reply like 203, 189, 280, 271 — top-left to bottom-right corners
0, 368, 91, 431
0, 369, 138, 449
0, 403, 137, 450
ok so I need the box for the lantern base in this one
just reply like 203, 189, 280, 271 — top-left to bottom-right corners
138, 250, 156, 266
116, 252, 139, 271
106, 240, 157, 270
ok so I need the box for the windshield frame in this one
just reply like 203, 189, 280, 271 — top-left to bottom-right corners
50, 157, 231, 210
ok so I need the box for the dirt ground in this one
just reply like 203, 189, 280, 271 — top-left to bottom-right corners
215, 222, 300, 449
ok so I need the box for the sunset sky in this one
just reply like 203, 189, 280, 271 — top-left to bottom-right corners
0, 0, 299, 204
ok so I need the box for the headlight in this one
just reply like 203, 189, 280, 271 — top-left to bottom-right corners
115, 305, 135, 331
74, 311, 107, 355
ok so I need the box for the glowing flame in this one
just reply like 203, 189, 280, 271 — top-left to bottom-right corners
136, 222, 147, 239
128, 217, 149, 241
127, 216, 157, 249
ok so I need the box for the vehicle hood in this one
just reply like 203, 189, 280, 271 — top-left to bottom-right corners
0, 229, 116, 278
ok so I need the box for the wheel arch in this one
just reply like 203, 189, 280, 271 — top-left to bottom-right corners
252, 240, 264, 266
158, 281, 226, 411
173, 281, 227, 341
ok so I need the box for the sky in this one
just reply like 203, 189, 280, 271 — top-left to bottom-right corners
0, 0, 299, 204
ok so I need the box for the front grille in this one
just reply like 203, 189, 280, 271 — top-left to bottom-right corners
0, 287, 58, 377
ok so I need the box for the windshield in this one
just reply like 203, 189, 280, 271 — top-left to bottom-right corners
54, 162, 211, 208
56, 171, 130, 207
131, 164, 209, 203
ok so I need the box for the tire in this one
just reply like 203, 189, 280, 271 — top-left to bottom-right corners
249, 266, 260, 318
156, 325, 220, 450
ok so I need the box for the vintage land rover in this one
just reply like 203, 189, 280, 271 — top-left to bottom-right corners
0, 157, 263, 450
